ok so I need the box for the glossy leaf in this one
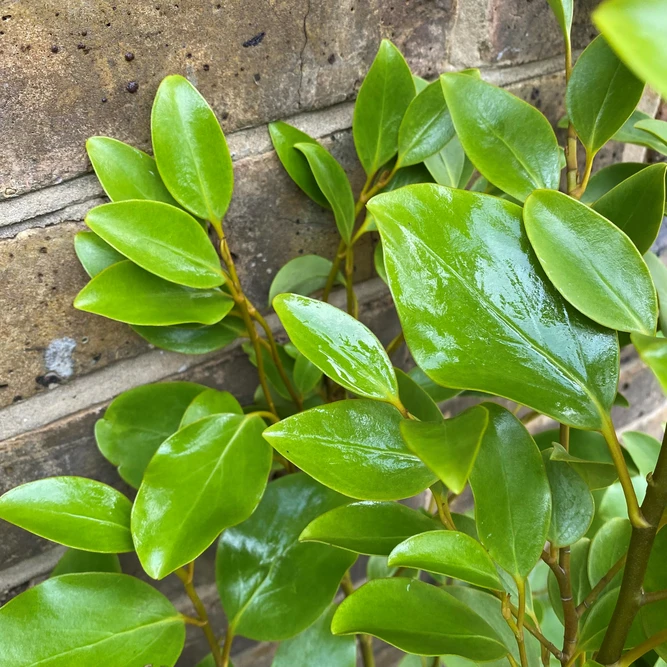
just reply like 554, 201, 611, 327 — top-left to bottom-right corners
622, 431, 661, 479
353, 39, 416, 175
75, 261, 233, 326
293, 353, 323, 395
74, 231, 125, 278
588, 517, 631, 588
369, 184, 618, 430
632, 333, 667, 394
273, 294, 400, 404
0, 477, 133, 553
366, 555, 419, 581
400, 405, 488, 494
613, 110, 667, 156
180, 388, 243, 427
268, 254, 344, 305
547, 0, 573, 41
567, 35, 644, 155
395, 368, 443, 423
86, 201, 224, 288
524, 189, 657, 335
645, 252, 667, 336
216, 474, 355, 641
295, 143, 355, 242
397, 79, 454, 168
299, 501, 439, 555
441, 73, 560, 202
0, 573, 185, 666
408, 366, 459, 403
264, 400, 435, 500
51, 549, 122, 577
389, 531, 502, 590
151, 75, 233, 223
95, 382, 206, 488
132, 414, 271, 579
640, 526, 667, 659
86, 136, 178, 205
581, 162, 649, 204
424, 135, 472, 189
268, 121, 329, 208
592, 163, 667, 254
374, 241, 388, 284
331, 578, 506, 660
550, 443, 618, 490
469, 404, 551, 578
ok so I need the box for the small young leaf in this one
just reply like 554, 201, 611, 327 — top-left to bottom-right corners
550, 443, 618, 490
151, 75, 233, 224
299, 501, 439, 555
524, 190, 657, 335
273, 294, 400, 404
395, 367, 444, 423
634, 118, 667, 145
0, 477, 133, 553
293, 353, 323, 395
588, 517, 631, 589
621, 431, 661, 479
74, 231, 125, 278
51, 549, 122, 577
407, 366, 459, 403
644, 252, 667, 336
581, 162, 649, 204
424, 135, 472, 189
268, 254, 344, 305
74, 261, 233, 326
612, 110, 667, 155
179, 388, 243, 427
632, 333, 667, 394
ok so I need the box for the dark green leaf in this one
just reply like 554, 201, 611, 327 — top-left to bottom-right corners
407, 366, 459, 403
268, 255, 344, 305
0, 477, 133, 553
74, 231, 125, 278
612, 110, 667, 156
581, 162, 649, 204
180, 388, 243, 427
632, 333, 667, 393
645, 252, 667, 337
622, 431, 661, 479
51, 549, 122, 577
550, 443, 618, 490
588, 517, 631, 589
395, 368, 443, 423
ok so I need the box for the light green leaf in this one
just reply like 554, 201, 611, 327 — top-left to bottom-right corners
424, 135, 472, 189
51, 549, 122, 577
273, 294, 400, 404
299, 501, 439, 555
374, 241, 388, 284
95, 382, 206, 488
524, 189, 657, 335
264, 400, 435, 500
217, 474, 356, 641
0, 573, 185, 666
353, 39, 416, 175
598, 476, 648, 524
74, 231, 125, 278
75, 260, 233, 326
132, 414, 271, 579
441, 73, 560, 202
581, 162, 649, 204
612, 110, 667, 156
407, 366, 459, 403
293, 353, 323, 395
550, 442, 618, 490
632, 333, 667, 393
400, 406, 488, 494
469, 404, 551, 578
268, 121, 329, 208
621, 431, 661, 479
366, 555, 419, 581
295, 143, 355, 242
0, 477, 133, 553
268, 255, 344, 305
395, 368, 444, 423
86, 136, 178, 205
369, 184, 618, 430
588, 517, 631, 589
180, 388, 243, 427
151, 75, 233, 224
547, 0, 573, 41
86, 201, 224, 288
331, 578, 507, 660
635, 118, 667, 145
645, 252, 667, 336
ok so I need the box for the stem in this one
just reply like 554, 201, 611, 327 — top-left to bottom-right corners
220, 629, 234, 667
432, 488, 456, 530
576, 554, 626, 616
385, 331, 405, 357
515, 577, 529, 667
572, 152, 594, 200
344, 243, 359, 317
341, 573, 376, 667
563, 34, 580, 197
560, 423, 570, 452
616, 629, 667, 667
520, 409, 541, 425
642, 589, 667, 605
559, 547, 578, 660
249, 410, 280, 424
322, 240, 346, 303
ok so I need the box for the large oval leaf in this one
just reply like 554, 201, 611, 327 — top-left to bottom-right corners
264, 400, 435, 500
0, 477, 133, 553
74, 231, 125, 278
132, 414, 271, 579
74, 261, 233, 326
524, 190, 657, 335
151, 75, 233, 224
273, 294, 399, 404
581, 162, 649, 204
331, 578, 507, 660
440, 73, 560, 202
86, 201, 224, 288
469, 404, 551, 578
621, 431, 661, 479
179, 388, 243, 428
368, 184, 618, 430
216, 473, 355, 641
299, 501, 439, 555
0, 573, 185, 666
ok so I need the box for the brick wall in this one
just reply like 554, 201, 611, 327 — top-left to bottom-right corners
0, 1, 664, 664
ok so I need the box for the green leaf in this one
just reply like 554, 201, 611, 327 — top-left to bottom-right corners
86, 136, 178, 205
397, 79, 454, 168
547, 538, 592, 624
469, 404, 551, 578
567, 35, 644, 156
273, 294, 400, 404
524, 189, 657, 335
395, 368, 443, 423
295, 143, 355, 242
0, 573, 185, 665
268, 121, 329, 208
547, 0, 573, 42
640, 526, 667, 659
424, 135, 472, 189
51, 549, 122, 577
366, 555, 419, 581
74, 231, 125, 278
268, 254, 344, 305
353, 39, 416, 175
132, 414, 271, 579
550, 442, 618, 490
635, 118, 667, 145
594, 0, 667, 99
543, 448, 595, 547
621, 431, 661, 479
612, 110, 667, 156
645, 252, 667, 336
633, 333, 667, 394
265, 400, 435, 500
408, 366, 459, 403
440, 73, 560, 202
331, 578, 507, 660
180, 388, 243, 427
598, 476, 647, 524
588, 517, 631, 589
217, 473, 355, 641
388, 531, 502, 590
273, 605, 356, 667
95, 382, 206, 488
369, 184, 618, 430
86, 201, 224, 288
0, 477, 133, 553
592, 163, 667, 254
581, 162, 649, 204
400, 406, 488, 494
299, 501, 439, 555
293, 353, 323, 395
75, 260, 233, 326
374, 241, 388, 284
151, 75, 232, 224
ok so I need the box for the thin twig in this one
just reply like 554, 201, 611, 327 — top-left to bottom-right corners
576, 554, 626, 616
341, 572, 375, 667
641, 588, 667, 606
617, 628, 667, 667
